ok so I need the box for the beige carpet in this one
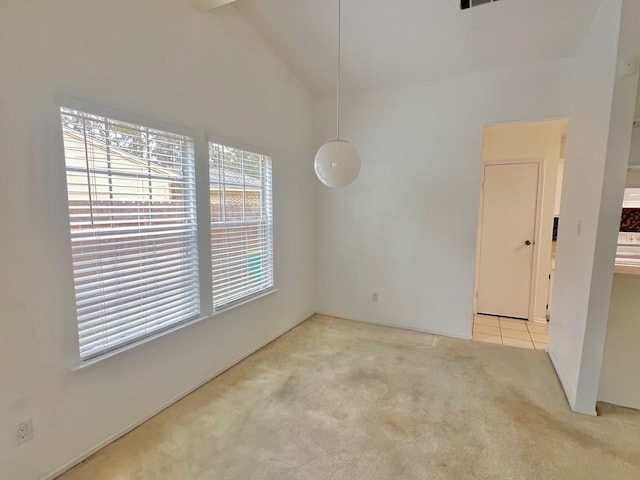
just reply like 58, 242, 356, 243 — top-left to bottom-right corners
59, 315, 640, 480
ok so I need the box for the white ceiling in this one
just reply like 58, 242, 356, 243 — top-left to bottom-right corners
234, 0, 603, 98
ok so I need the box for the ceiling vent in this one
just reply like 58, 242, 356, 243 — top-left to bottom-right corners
461, 0, 500, 10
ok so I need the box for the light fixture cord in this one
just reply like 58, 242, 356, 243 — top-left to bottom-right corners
336, 0, 341, 140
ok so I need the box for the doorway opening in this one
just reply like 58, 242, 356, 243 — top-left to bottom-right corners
471, 120, 567, 350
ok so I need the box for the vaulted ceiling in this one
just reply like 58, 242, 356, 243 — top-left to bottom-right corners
232, 0, 603, 97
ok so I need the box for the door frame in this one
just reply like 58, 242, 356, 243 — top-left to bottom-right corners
473, 158, 545, 322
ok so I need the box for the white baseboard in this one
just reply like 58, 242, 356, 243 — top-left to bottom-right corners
548, 349, 575, 408
42, 315, 311, 480
547, 349, 597, 416
316, 312, 472, 341
547, 348, 577, 413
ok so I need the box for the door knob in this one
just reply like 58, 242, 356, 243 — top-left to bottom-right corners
525, 240, 533, 246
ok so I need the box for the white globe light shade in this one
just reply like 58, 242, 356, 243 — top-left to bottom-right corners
314, 140, 361, 188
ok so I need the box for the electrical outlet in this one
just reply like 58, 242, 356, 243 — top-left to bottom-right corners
372, 292, 379, 302
16, 419, 33, 446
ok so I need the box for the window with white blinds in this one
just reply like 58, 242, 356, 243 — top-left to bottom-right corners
209, 142, 274, 309
61, 107, 200, 360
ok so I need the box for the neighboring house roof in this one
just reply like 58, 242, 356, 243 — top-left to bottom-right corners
62, 127, 181, 178
209, 167, 262, 191
64, 127, 263, 191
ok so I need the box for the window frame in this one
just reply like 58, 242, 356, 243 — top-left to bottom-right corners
56, 97, 277, 367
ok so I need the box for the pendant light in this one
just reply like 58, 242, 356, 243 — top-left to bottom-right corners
314, 0, 361, 188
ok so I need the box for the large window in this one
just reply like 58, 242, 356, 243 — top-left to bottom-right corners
209, 142, 274, 309
61, 107, 200, 360
60, 104, 276, 361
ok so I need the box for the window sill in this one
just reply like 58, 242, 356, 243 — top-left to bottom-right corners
614, 264, 640, 276
72, 287, 279, 371
213, 287, 279, 315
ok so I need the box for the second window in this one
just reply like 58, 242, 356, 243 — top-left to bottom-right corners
209, 142, 274, 309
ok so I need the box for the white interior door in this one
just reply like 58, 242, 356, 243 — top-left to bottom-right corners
477, 162, 539, 319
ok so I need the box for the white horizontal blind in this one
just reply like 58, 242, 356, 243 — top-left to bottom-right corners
61, 107, 200, 360
209, 142, 273, 309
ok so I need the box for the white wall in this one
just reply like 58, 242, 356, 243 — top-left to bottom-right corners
629, 77, 640, 166
549, 0, 639, 415
599, 274, 640, 410
598, 63, 640, 412
314, 58, 573, 339
630, 129, 640, 165
0, 1, 315, 479
554, 160, 565, 217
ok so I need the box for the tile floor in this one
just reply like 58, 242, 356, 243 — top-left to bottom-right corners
472, 314, 548, 350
